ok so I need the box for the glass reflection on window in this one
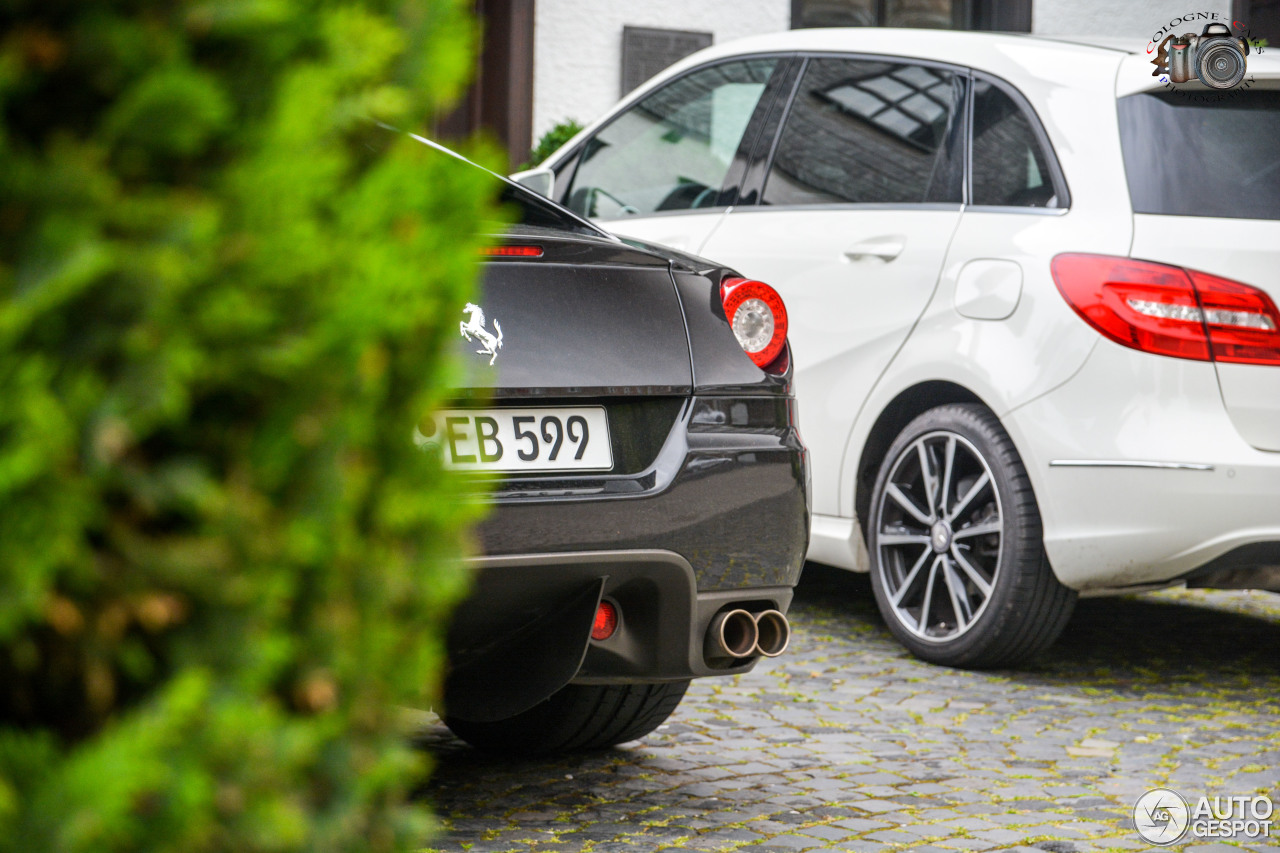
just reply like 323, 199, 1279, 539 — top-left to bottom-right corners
817, 64, 954, 152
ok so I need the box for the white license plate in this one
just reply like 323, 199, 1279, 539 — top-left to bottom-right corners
415, 407, 613, 473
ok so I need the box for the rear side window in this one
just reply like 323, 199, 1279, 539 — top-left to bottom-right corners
970, 79, 1060, 208
762, 58, 964, 206
565, 58, 778, 219
1118, 90, 1280, 221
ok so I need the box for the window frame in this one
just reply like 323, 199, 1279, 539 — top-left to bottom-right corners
789, 0, 1032, 32
965, 71, 1072, 213
552, 54, 797, 220
740, 51, 971, 212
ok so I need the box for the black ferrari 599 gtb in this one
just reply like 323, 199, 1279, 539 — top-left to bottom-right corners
415, 136, 810, 755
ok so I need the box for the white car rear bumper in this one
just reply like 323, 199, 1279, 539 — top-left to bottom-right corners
1007, 339, 1280, 591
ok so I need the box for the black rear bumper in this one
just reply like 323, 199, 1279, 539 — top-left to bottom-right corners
444, 394, 809, 721
475, 395, 809, 590
444, 550, 794, 721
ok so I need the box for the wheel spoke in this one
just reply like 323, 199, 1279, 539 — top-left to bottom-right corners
947, 471, 990, 523
877, 427, 1006, 644
939, 435, 956, 517
886, 483, 932, 526
917, 557, 940, 631
950, 544, 993, 598
916, 441, 939, 520
942, 558, 973, 628
878, 532, 932, 546
890, 547, 933, 607
952, 520, 1001, 539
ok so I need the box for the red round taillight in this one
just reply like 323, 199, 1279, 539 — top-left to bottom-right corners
591, 601, 618, 641
721, 277, 788, 369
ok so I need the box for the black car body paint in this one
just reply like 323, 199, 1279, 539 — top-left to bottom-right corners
432, 148, 809, 727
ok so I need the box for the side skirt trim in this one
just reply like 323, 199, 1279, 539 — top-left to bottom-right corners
1049, 459, 1215, 472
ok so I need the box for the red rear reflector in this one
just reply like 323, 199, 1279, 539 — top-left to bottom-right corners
1050, 253, 1280, 366
720, 277, 789, 369
591, 601, 617, 641
481, 245, 544, 257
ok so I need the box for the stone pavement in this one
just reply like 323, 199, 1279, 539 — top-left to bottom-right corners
415, 564, 1280, 852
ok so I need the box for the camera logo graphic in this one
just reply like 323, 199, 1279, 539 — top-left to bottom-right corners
1152, 22, 1250, 88
1134, 788, 1191, 845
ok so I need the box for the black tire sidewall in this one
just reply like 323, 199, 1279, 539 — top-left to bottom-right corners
444, 680, 689, 755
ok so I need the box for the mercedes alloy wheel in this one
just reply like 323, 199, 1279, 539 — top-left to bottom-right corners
868, 404, 1076, 668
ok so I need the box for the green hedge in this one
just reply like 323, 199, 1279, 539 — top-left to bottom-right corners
0, 2, 496, 850
522, 118, 584, 170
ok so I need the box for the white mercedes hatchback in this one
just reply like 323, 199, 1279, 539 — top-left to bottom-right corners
515, 28, 1280, 667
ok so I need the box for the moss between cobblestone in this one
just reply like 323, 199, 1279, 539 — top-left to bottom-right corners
416, 572, 1280, 853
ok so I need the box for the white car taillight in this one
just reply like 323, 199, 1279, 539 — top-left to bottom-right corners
1050, 253, 1280, 366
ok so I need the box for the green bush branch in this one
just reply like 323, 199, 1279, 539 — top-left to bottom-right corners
0, 2, 497, 850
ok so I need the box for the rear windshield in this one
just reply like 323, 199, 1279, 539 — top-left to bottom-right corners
1117, 90, 1280, 221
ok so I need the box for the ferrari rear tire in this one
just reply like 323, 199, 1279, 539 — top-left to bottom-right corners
444, 680, 689, 755
867, 403, 1076, 668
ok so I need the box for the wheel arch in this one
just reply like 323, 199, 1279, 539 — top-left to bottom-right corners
852, 381, 988, 548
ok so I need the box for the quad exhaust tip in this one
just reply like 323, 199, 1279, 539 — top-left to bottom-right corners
704, 608, 792, 663
704, 609, 758, 662
752, 609, 791, 657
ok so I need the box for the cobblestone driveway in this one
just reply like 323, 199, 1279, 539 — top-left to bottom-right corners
417, 564, 1280, 853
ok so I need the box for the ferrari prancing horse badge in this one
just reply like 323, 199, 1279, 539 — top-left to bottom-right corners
460, 302, 503, 366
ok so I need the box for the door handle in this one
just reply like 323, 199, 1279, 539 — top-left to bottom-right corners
844, 236, 905, 262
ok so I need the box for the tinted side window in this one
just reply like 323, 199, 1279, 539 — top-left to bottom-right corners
565, 59, 778, 219
762, 58, 963, 206
970, 79, 1059, 208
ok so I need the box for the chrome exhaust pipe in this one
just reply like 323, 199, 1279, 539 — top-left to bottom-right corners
704, 608, 758, 662
752, 609, 791, 657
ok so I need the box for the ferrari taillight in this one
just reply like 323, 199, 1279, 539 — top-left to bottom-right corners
481, 244, 544, 257
1050, 253, 1280, 366
720, 277, 788, 370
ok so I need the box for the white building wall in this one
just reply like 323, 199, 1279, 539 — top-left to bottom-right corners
1032, 0, 1232, 38
530, 0, 1237, 143
531, 0, 791, 140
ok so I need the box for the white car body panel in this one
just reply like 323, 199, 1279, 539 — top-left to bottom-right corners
828, 206, 1129, 562
532, 29, 1280, 594
605, 210, 731, 257
808, 513, 867, 570
953, 259, 1023, 321
1004, 338, 1280, 589
698, 206, 962, 518
1128, 214, 1280, 452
